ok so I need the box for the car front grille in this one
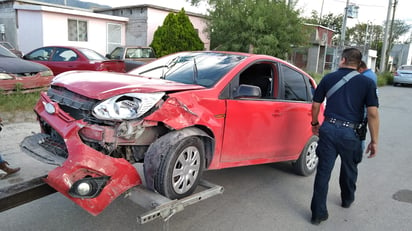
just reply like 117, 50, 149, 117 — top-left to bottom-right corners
15, 72, 42, 77
47, 86, 98, 120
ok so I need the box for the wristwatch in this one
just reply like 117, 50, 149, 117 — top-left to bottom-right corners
311, 121, 319, 126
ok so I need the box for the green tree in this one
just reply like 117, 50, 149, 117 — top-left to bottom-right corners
208, 0, 308, 58
150, 8, 204, 57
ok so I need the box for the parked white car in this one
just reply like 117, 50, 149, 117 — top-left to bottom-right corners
394, 65, 412, 86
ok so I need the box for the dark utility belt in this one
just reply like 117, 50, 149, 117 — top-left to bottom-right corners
325, 117, 358, 129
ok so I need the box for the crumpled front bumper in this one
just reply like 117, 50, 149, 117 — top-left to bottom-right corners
22, 92, 142, 216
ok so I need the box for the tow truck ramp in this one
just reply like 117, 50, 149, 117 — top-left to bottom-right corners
126, 179, 224, 224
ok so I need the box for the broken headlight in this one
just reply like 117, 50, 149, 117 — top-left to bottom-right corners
93, 92, 165, 121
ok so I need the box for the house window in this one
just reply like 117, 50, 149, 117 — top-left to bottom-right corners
68, 19, 88, 41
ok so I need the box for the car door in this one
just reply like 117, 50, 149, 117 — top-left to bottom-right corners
220, 62, 288, 163
275, 64, 314, 158
49, 47, 80, 75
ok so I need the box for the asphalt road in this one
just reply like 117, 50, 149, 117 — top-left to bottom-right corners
0, 86, 411, 231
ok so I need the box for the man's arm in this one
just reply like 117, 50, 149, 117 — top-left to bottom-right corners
311, 102, 322, 135
366, 106, 379, 158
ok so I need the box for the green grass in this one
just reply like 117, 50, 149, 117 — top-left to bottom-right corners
0, 91, 41, 112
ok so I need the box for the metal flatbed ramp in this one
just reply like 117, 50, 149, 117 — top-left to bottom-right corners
0, 176, 56, 212
125, 179, 224, 224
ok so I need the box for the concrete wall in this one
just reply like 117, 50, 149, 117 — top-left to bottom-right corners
17, 10, 43, 53
0, 2, 19, 49
307, 46, 320, 73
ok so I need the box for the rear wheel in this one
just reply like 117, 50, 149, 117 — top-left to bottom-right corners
154, 136, 204, 199
292, 136, 319, 176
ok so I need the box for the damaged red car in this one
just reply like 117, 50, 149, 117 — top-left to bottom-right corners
22, 51, 323, 216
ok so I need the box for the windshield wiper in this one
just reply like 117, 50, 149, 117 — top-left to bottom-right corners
138, 65, 168, 75
192, 57, 198, 84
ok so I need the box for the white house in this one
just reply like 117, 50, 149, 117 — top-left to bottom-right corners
0, 0, 129, 55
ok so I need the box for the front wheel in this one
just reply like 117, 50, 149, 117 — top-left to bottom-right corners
154, 136, 204, 199
292, 136, 319, 176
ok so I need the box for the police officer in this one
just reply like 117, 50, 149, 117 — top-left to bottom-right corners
310, 48, 380, 225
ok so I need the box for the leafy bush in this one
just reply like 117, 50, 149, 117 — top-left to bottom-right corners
377, 71, 393, 86
150, 8, 204, 57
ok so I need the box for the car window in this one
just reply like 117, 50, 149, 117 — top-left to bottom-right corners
238, 63, 275, 98
78, 48, 106, 61
0, 42, 13, 50
109, 47, 124, 59
26, 47, 54, 61
281, 64, 311, 101
52, 48, 78, 61
0, 45, 16, 58
126, 48, 155, 58
400, 66, 412, 71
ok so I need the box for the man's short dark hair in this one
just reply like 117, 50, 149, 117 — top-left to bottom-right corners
359, 60, 367, 69
342, 48, 362, 66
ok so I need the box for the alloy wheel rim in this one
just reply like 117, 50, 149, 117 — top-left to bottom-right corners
172, 146, 201, 194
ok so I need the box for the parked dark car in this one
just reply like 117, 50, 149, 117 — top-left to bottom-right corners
22, 51, 323, 216
23, 46, 125, 75
0, 44, 53, 91
0, 41, 23, 57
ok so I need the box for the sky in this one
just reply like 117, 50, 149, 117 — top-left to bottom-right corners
295, 0, 412, 26
86, 0, 412, 27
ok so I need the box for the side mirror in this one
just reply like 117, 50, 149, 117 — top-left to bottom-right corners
105, 54, 112, 59
234, 84, 261, 99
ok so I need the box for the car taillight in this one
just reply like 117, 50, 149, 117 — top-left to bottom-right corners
394, 72, 399, 76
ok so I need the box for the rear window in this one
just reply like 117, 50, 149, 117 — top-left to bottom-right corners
78, 48, 106, 61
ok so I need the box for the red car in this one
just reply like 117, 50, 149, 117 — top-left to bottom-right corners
23, 46, 125, 75
0, 44, 53, 91
22, 51, 324, 215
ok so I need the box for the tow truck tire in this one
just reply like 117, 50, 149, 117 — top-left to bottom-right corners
292, 136, 319, 176
154, 136, 205, 199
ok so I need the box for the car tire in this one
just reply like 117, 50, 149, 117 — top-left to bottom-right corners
154, 136, 205, 199
292, 136, 319, 176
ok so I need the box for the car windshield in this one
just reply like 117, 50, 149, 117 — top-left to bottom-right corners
0, 45, 17, 58
78, 48, 107, 61
0, 42, 14, 50
129, 52, 246, 87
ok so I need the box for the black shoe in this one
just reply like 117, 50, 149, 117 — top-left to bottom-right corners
311, 214, 328, 225
341, 201, 353, 208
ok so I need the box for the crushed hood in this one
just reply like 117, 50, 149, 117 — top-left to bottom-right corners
51, 71, 205, 100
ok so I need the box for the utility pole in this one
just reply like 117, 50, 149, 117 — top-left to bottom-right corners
387, 0, 398, 70
379, 0, 393, 73
339, 0, 350, 48
332, 0, 349, 70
